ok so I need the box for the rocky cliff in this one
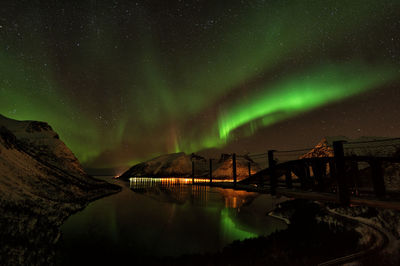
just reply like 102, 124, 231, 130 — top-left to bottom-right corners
211, 154, 261, 180
0, 114, 120, 265
119, 152, 260, 180
301, 136, 400, 190
119, 152, 206, 178
301, 136, 400, 158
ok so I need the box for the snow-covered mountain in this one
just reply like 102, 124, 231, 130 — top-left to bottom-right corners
301, 136, 400, 158
212, 154, 261, 180
119, 152, 261, 180
119, 152, 207, 178
300, 136, 400, 190
0, 114, 120, 265
300, 137, 337, 158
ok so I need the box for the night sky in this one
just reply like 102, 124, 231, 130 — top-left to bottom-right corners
1, 0, 399, 170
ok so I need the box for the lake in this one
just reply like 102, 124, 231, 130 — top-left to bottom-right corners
56, 177, 287, 265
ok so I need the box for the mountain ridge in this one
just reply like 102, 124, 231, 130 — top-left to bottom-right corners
0, 114, 121, 265
119, 151, 261, 180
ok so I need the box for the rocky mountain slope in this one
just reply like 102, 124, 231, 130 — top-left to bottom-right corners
300, 136, 400, 190
301, 136, 400, 158
119, 152, 260, 180
211, 154, 261, 180
119, 152, 204, 178
0, 114, 120, 265
300, 137, 337, 158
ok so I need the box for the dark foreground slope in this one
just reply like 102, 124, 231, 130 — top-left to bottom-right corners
152, 200, 362, 266
0, 114, 121, 265
159, 200, 400, 266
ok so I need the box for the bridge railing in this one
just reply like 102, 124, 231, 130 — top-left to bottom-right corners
270, 139, 400, 204
189, 137, 400, 205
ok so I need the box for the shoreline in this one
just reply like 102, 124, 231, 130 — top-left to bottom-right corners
99, 178, 370, 265
0, 176, 122, 266
6, 176, 398, 265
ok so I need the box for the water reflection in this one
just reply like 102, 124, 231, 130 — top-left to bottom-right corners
57, 177, 287, 265
129, 177, 232, 186
217, 188, 257, 209
129, 177, 256, 208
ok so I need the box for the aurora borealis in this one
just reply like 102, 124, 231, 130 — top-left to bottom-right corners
1, 0, 399, 170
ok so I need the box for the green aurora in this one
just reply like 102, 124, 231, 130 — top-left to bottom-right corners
0, 1, 399, 168
217, 63, 398, 141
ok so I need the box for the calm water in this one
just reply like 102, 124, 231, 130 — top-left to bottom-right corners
56, 177, 287, 265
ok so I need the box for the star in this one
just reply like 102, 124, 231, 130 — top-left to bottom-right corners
0, 0, 398, 168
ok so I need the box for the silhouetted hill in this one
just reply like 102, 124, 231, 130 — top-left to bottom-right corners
119, 152, 261, 180
0, 114, 120, 265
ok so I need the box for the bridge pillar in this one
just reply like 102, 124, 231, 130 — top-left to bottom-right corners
329, 160, 336, 180
312, 159, 325, 191
333, 141, 350, 206
370, 159, 386, 198
305, 163, 311, 180
258, 157, 266, 187
209, 159, 213, 184
268, 150, 277, 195
349, 160, 360, 196
285, 168, 293, 189
299, 164, 306, 190
232, 153, 237, 187
192, 160, 195, 184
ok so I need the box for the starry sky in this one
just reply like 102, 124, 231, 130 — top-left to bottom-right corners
0, 0, 399, 170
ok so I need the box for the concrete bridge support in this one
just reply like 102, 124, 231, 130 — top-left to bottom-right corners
370, 160, 386, 198
311, 159, 326, 191
285, 168, 293, 188
192, 161, 195, 184
209, 159, 213, 183
333, 141, 350, 206
232, 153, 237, 187
268, 150, 277, 195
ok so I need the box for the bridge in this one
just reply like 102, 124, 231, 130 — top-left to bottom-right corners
193, 138, 400, 210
